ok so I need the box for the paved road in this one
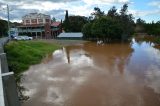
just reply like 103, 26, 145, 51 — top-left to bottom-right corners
0, 37, 9, 47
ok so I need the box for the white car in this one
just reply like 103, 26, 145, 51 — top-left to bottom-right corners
14, 36, 33, 40
28, 37, 33, 40
14, 36, 23, 40
22, 36, 33, 40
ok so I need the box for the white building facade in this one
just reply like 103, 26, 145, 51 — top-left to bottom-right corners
18, 13, 62, 39
22, 13, 51, 25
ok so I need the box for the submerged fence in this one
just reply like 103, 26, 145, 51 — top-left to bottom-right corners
0, 38, 20, 106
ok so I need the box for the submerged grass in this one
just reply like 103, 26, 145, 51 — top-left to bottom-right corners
4, 40, 60, 78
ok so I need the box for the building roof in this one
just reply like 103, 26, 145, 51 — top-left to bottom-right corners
22, 13, 50, 19
57, 33, 83, 38
51, 22, 61, 27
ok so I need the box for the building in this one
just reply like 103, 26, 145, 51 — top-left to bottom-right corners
57, 33, 83, 40
22, 13, 51, 25
18, 13, 62, 39
10, 28, 18, 38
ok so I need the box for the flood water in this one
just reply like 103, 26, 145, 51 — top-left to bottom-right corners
21, 39, 160, 106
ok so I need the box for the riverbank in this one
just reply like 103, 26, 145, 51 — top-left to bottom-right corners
135, 35, 160, 47
4, 40, 60, 79
38, 39, 88, 46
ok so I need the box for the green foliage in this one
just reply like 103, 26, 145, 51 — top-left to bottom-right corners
4, 41, 60, 76
63, 15, 88, 32
136, 18, 146, 25
68, 16, 88, 32
135, 18, 146, 33
82, 23, 93, 39
63, 10, 70, 32
107, 6, 118, 18
91, 7, 105, 19
52, 17, 56, 22
91, 17, 123, 40
120, 4, 128, 16
154, 37, 160, 44
119, 5, 135, 38
82, 4, 135, 41
144, 21, 160, 36
0, 19, 8, 37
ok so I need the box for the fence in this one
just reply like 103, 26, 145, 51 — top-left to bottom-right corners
0, 38, 20, 106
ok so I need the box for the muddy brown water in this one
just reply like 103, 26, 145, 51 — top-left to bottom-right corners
21, 39, 160, 106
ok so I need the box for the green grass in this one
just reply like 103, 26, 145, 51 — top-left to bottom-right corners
154, 37, 160, 44
4, 40, 60, 77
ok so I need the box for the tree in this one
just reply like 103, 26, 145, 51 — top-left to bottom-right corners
136, 18, 145, 25
52, 17, 56, 22
63, 10, 70, 32
91, 17, 123, 41
82, 23, 92, 39
119, 4, 135, 40
68, 16, 88, 32
135, 18, 146, 33
144, 21, 160, 36
63, 10, 88, 32
91, 7, 104, 19
0, 19, 8, 37
82, 4, 135, 42
107, 6, 118, 18
120, 4, 128, 16
82, 17, 123, 41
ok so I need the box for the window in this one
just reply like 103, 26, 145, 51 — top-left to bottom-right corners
31, 19, 37, 24
38, 19, 43, 23
26, 20, 30, 23
45, 19, 50, 23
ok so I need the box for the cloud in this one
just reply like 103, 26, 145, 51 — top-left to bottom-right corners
2, 0, 79, 3
130, 9, 160, 17
0, 0, 67, 22
148, 1, 160, 8
0, 0, 94, 22
0, 0, 159, 22
45, 9, 66, 20
82, 0, 132, 5
146, 65, 160, 94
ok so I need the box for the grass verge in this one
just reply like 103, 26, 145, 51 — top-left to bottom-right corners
4, 40, 60, 79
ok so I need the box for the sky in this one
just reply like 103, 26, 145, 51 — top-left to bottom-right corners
0, 0, 160, 23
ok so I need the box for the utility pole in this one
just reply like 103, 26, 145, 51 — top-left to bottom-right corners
7, 4, 10, 38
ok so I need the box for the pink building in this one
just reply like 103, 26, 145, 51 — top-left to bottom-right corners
18, 13, 62, 39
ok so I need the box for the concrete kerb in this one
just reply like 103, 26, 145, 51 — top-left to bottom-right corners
0, 38, 20, 106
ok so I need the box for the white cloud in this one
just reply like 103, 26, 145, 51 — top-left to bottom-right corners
82, 0, 131, 5
148, 1, 160, 8
145, 65, 160, 94
19, 1, 66, 11
129, 9, 160, 18
0, 0, 159, 22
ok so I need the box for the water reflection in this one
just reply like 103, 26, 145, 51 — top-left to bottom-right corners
21, 40, 160, 106
146, 65, 160, 94
64, 46, 93, 67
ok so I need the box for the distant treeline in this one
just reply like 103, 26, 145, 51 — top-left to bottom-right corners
136, 18, 160, 36
83, 4, 136, 41
0, 19, 8, 37
63, 10, 88, 32
63, 4, 160, 42
0, 19, 20, 37
63, 4, 135, 42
